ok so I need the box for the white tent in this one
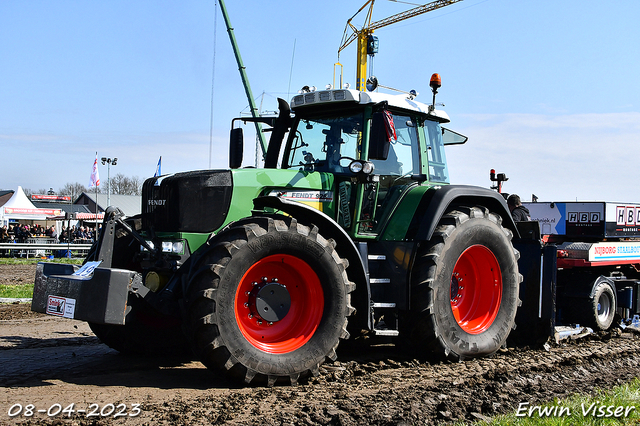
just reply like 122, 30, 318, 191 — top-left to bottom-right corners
1, 186, 62, 224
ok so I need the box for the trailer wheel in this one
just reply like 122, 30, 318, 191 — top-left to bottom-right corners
88, 295, 189, 356
584, 279, 617, 331
408, 207, 521, 361
185, 216, 354, 386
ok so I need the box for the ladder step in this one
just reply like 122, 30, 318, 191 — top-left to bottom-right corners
372, 302, 396, 308
368, 254, 386, 260
370, 278, 391, 284
374, 329, 399, 337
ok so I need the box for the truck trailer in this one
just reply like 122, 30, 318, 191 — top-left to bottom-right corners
517, 201, 640, 339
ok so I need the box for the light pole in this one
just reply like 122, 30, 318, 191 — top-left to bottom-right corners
100, 157, 117, 207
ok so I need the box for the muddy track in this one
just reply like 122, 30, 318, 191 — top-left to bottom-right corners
1, 302, 640, 425
0, 264, 36, 287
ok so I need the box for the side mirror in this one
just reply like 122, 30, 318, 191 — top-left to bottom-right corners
369, 112, 390, 160
229, 128, 243, 169
265, 98, 292, 168
442, 127, 468, 146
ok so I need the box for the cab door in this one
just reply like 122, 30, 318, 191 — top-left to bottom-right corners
352, 111, 423, 237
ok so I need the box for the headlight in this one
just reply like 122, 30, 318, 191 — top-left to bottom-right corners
142, 240, 185, 254
349, 160, 375, 175
349, 161, 363, 173
172, 241, 184, 254
362, 161, 375, 174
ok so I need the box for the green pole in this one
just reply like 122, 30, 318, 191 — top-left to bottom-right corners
217, 0, 268, 159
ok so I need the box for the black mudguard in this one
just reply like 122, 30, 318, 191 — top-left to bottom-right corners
411, 185, 519, 241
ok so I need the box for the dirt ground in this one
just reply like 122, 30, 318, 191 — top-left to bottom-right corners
2, 264, 640, 425
0, 264, 36, 287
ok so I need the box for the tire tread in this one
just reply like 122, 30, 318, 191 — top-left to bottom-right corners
185, 216, 355, 386
406, 207, 521, 362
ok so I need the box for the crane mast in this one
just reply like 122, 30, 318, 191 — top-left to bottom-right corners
338, 0, 464, 91
218, 0, 268, 157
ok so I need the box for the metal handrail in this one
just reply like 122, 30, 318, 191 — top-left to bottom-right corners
0, 243, 92, 250
0, 242, 92, 259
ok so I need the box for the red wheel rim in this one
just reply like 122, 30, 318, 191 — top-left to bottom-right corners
235, 254, 324, 354
450, 245, 502, 334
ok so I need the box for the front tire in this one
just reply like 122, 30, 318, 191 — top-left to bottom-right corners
185, 216, 354, 385
408, 207, 521, 361
86, 217, 189, 357
89, 295, 189, 356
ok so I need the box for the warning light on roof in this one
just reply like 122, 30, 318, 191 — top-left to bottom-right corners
430, 73, 442, 90
429, 73, 442, 110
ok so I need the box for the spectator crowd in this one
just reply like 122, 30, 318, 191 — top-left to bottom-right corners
0, 223, 98, 244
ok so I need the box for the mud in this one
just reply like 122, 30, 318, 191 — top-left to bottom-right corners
0, 264, 36, 287
1, 266, 640, 425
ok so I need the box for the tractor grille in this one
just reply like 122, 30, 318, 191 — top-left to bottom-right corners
142, 170, 233, 233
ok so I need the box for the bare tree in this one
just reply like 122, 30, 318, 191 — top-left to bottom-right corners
107, 174, 142, 195
127, 176, 143, 196
59, 182, 88, 202
24, 187, 63, 198
24, 176, 141, 203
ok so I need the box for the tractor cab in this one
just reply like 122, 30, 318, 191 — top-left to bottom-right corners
229, 80, 465, 239
248, 85, 463, 238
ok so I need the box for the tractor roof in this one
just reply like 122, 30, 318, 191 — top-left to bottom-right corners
290, 89, 450, 123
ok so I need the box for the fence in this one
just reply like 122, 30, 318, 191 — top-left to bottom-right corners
0, 242, 92, 259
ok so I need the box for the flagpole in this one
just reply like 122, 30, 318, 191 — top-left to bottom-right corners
95, 152, 98, 234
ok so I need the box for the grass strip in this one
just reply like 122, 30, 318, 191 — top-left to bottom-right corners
461, 377, 640, 425
0, 283, 34, 299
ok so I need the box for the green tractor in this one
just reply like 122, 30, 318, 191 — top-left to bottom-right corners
32, 75, 521, 385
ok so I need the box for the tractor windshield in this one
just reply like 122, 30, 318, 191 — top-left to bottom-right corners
284, 113, 362, 173
282, 110, 449, 183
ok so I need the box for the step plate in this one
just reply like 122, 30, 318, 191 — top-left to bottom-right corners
372, 302, 396, 308
373, 329, 399, 337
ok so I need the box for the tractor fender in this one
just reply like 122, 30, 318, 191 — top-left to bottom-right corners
413, 185, 519, 241
253, 196, 371, 329
253, 196, 367, 280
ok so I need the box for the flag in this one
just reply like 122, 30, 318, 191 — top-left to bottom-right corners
90, 154, 100, 188
383, 110, 397, 142
154, 156, 162, 178
153, 156, 162, 186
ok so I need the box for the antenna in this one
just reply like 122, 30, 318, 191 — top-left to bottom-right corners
287, 39, 297, 100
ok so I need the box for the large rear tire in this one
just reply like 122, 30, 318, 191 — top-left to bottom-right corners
185, 216, 354, 385
408, 207, 521, 361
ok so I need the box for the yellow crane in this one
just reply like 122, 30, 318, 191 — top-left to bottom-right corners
338, 0, 463, 91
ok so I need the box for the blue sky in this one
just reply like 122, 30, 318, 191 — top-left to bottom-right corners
1, 0, 639, 202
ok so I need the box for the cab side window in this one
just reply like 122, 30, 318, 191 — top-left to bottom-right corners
371, 113, 419, 176
423, 120, 450, 183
